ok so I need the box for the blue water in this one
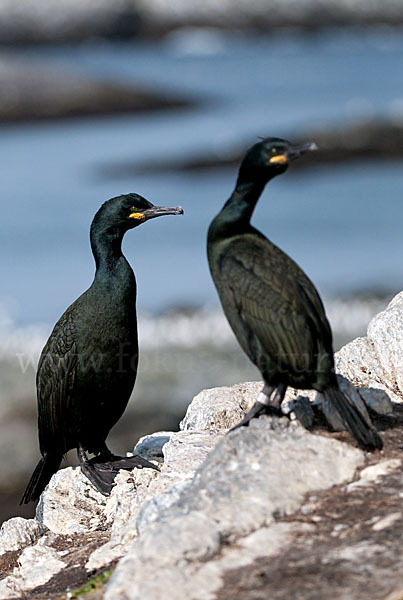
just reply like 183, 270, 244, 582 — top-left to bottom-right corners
1, 30, 403, 325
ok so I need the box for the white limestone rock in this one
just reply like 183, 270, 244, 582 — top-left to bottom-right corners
36, 466, 107, 534
336, 292, 403, 404
0, 517, 46, 555
180, 381, 261, 431
86, 429, 222, 571
367, 292, 403, 399
346, 459, 403, 492
0, 535, 66, 598
181, 374, 386, 435
105, 416, 364, 600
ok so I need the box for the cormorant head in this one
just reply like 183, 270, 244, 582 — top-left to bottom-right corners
238, 137, 317, 184
92, 193, 184, 236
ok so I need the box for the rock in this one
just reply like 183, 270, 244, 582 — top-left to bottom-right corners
108, 519, 313, 600
181, 374, 383, 435
105, 416, 364, 600
36, 466, 107, 534
214, 461, 403, 600
85, 468, 158, 572
1, 0, 403, 45
0, 535, 66, 598
174, 418, 364, 539
136, 480, 190, 538
336, 293, 403, 404
336, 336, 377, 386
367, 292, 403, 398
86, 429, 222, 571
357, 386, 394, 415
0, 517, 46, 555
323, 540, 386, 564
372, 512, 402, 532
0, 55, 190, 124
346, 459, 403, 492
162, 429, 222, 476
283, 395, 315, 429
180, 381, 261, 430
136, 0, 403, 31
2, 292, 403, 598
133, 431, 173, 463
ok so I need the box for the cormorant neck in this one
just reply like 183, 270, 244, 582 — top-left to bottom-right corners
235, 178, 266, 216
221, 177, 267, 227
90, 226, 126, 275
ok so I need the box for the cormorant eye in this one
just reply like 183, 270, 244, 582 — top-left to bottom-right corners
130, 207, 138, 213
271, 148, 277, 154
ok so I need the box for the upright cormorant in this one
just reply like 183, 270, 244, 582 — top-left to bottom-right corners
207, 138, 382, 450
21, 194, 183, 503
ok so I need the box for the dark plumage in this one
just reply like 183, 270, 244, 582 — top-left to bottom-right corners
207, 137, 382, 450
21, 194, 183, 503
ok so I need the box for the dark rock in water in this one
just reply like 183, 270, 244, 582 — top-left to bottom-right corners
1, 1, 403, 44
0, 57, 193, 124
100, 117, 403, 178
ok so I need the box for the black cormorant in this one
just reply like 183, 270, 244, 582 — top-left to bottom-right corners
21, 193, 183, 503
207, 137, 382, 450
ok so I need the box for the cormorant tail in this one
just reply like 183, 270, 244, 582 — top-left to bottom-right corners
324, 386, 383, 451
20, 452, 62, 504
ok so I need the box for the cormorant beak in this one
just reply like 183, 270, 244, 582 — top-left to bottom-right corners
287, 141, 318, 161
130, 206, 184, 222
269, 142, 317, 165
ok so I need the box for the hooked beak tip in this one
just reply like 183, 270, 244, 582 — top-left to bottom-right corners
288, 141, 318, 161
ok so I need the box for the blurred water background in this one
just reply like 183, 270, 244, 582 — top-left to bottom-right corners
1, 14, 403, 522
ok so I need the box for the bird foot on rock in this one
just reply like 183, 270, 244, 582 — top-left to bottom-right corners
230, 401, 283, 432
80, 453, 159, 496
100, 453, 160, 472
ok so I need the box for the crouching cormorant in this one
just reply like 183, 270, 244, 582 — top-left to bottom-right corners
207, 137, 382, 451
21, 194, 183, 503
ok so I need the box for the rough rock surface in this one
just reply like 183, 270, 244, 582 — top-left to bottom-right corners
0, 293, 402, 599
86, 429, 222, 571
0, 517, 45, 554
180, 381, 262, 431
105, 417, 365, 600
336, 292, 403, 404
0, 535, 66, 598
215, 454, 403, 600
181, 373, 393, 434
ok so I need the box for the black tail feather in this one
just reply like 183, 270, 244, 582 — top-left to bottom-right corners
20, 453, 62, 504
324, 386, 383, 451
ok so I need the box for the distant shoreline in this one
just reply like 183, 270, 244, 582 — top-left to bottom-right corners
0, 56, 195, 125
1, 3, 403, 45
98, 117, 403, 178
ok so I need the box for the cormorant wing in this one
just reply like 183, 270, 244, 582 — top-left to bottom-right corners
36, 309, 77, 453
218, 234, 333, 376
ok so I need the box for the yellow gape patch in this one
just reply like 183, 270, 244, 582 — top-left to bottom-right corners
269, 155, 288, 165
129, 212, 145, 220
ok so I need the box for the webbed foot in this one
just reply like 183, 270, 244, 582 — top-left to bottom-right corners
80, 452, 159, 496
229, 383, 287, 432
230, 400, 283, 432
